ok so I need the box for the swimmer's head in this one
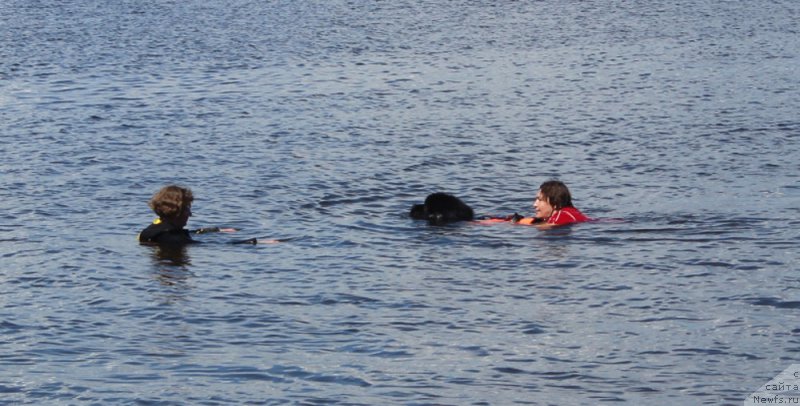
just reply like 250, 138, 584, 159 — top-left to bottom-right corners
537, 180, 574, 211
149, 185, 193, 221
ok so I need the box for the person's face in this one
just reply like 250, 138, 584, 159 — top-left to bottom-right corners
533, 190, 554, 219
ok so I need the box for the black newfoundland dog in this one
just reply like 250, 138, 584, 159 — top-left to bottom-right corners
409, 193, 474, 225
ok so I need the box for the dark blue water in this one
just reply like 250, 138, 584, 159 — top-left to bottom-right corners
1, 0, 798, 404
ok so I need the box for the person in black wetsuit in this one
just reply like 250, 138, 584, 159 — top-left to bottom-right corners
139, 185, 274, 245
139, 185, 199, 244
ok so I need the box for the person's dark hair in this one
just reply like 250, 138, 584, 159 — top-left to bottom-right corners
149, 185, 193, 219
539, 180, 574, 210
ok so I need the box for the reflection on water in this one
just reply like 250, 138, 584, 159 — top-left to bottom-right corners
536, 230, 573, 260
152, 244, 191, 268
149, 245, 192, 302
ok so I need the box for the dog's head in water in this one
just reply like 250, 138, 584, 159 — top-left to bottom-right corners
409, 193, 474, 225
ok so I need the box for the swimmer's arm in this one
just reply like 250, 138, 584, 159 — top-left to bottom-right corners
193, 227, 238, 234
192, 228, 283, 244
230, 238, 283, 245
513, 215, 546, 225
475, 214, 547, 225
478, 213, 524, 221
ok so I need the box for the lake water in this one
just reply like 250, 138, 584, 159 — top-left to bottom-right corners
1, 0, 798, 404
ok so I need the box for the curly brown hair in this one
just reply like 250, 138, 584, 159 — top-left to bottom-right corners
148, 185, 193, 219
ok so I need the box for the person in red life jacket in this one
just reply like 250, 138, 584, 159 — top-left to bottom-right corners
475, 180, 589, 226
138, 185, 276, 245
531, 180, 589, 226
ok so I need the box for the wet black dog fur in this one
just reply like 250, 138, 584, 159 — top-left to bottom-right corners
409, 193, 474, 225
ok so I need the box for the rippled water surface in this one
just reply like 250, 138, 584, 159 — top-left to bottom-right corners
1, 0, 799, 404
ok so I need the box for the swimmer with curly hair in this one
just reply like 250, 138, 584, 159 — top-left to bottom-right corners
139, 185, 277, 245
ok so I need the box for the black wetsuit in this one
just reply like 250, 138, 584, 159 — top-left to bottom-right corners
139, 220, 195, 245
